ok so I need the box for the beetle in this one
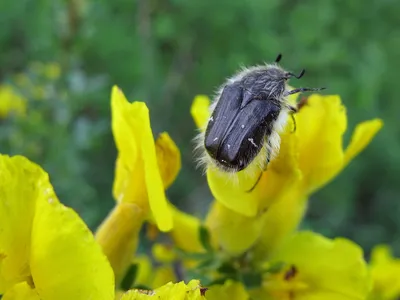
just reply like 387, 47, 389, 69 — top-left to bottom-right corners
197, 54, 325, 173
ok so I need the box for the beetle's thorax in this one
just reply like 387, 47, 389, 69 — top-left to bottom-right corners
228, 64, 289, 105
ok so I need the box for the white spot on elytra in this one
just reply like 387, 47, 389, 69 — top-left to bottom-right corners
213, 137, 218, 142
248, 138, 258, 148
209, 116, 214, 122
221, 159, 227, 163
227, 144, 231, 149
241, 124, 245, 128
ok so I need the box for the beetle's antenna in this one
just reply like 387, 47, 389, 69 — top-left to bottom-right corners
286, 87, 326, 96
275, 53, 282, 63
296, 69, 305, 79
286, 69, 306, 79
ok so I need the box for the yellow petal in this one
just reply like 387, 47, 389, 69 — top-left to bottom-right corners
206, 167, 262, 217
267, 231, 372, 299
206, 280, 249, 300
151, 266, 177, 289
133, 102, 173, 232
111, 86, 146, 204
0, 155, 50, 292
120, 280, 205, 300
0, 85, 27, 119
369, 244, 400, 300
155, 132, 181, 190
132, 255, 153, 288
168, 204, 204, 253
111, 86, 140, 168
30, 195, 115, 299
344, 119, 383, 166
252, 188, 308, 260
256, 117, 303, 211
205, 201, 264, 255
111, 86, 173, 232
152, 244, 176, 263
2, 282, 40, 300
190, 95, 211, 130
295, 94, 347, 193
96, 202, 146, 285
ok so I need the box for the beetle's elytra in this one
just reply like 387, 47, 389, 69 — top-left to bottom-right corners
198, 54, 325, 173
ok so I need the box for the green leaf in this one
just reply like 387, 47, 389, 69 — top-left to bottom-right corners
174, 247, 213, 260
217, 261, 237, 275
120, 263, 139, 291
199, 225, 213, 253
240, 272, 262, 289
196, 257, 222, 271
263, 261, 286, 274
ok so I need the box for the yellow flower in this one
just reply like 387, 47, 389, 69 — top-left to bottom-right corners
0, 85, 27, 119
191, 93, 382, 255
168, 204, 205, 253
368, 245, 400, 300
111, 85, 173, 231
205, 201, 265, 255
252, 231, 372, 300
0, 154, 115, 299
96, 202, 146, 285
96, 86, 180, 284
120, 280, 205, 300
206, 280, 249, 300
44, 62, 61, 80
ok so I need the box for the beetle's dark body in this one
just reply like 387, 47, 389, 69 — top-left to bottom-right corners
204, 67, 286, 172
199, 57, 324, 174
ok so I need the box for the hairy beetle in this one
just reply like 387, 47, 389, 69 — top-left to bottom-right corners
197, 54, 325, 173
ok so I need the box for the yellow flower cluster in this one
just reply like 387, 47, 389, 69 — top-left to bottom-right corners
0, 83, 395, 300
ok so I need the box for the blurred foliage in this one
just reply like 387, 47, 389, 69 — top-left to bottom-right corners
0, 0, 399, 255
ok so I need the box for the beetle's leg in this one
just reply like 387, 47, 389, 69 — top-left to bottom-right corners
287, 105, 297, 133
286, 87, 326, 96
246, 171, 263, 193
291, 114, 297, 133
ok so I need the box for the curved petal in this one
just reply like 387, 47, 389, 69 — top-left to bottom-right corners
205, 201, 264, 255
133, 102, 173, 232
191, 95, 211, 130
266, 231, 372, 300
111, 86, 173, 232
112, 86, 146, 204
206, 280, 249, 300
295, 94, 347, 193
0, 155, 52, 292
344, 119, 383, 166
155, 132, 181, 190
369, 244, 400, 300
252, 188, 308, 260
2, 282, 40, 300
120, 280, 204, 300
111, 86, 139, 168
206, 167, 262, 217
30, 197, 115, 300
168, 204, 204, 253
95, 202, 146, 284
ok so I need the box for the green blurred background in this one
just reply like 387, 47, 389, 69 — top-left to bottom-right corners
0, 0, 399, 255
